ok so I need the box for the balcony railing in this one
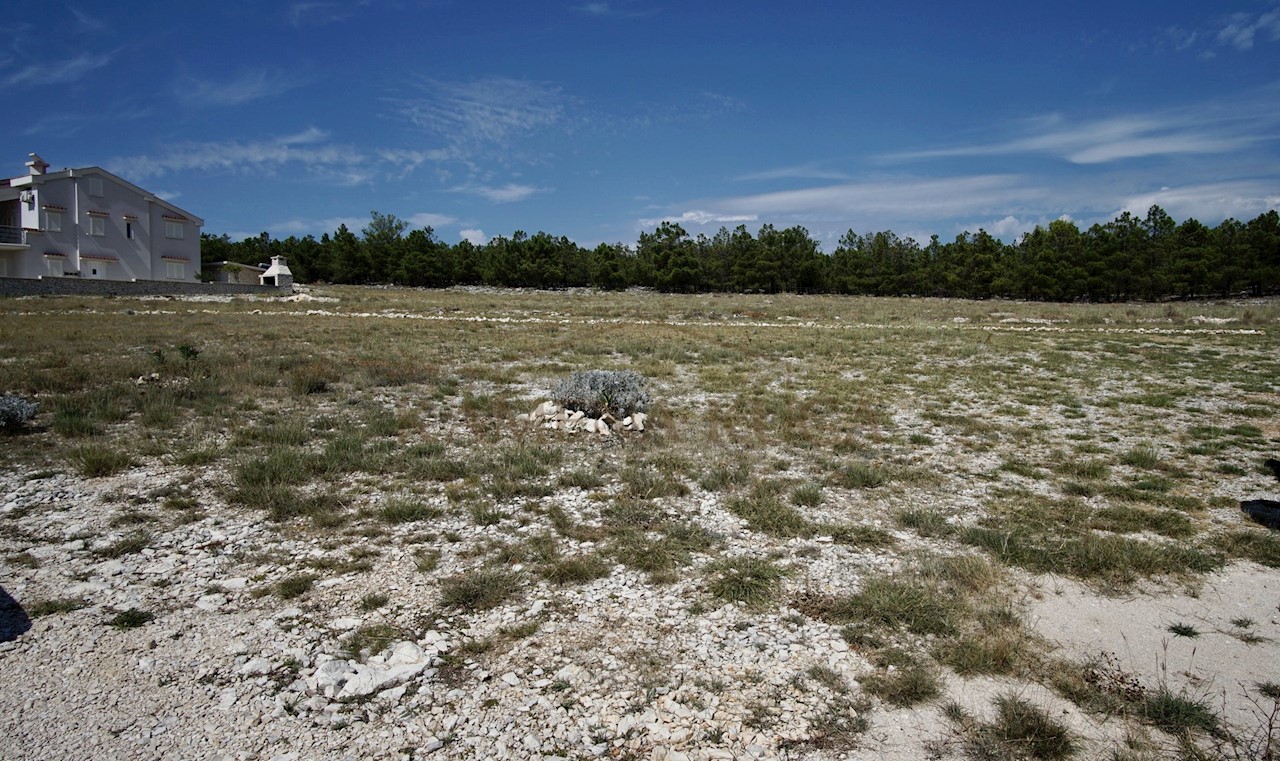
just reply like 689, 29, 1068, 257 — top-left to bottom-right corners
0, 225, 26, 246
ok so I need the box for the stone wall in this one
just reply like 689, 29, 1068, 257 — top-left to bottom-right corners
0, 277, 290, 298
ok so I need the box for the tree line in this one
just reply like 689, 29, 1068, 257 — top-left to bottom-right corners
201, 206, 1280, 301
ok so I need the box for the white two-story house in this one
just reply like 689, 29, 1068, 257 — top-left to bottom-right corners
0, 153, 203, 281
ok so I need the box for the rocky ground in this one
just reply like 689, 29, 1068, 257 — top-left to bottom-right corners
0, 464, 878, 761
2, 289, 1279, 760
5, 454, 1279, 760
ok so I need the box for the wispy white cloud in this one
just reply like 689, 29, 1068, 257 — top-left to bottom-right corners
392, 77, 570, 160
708, 175, 1039, 220
69, 6, 108, 33
407, 212, 458, 228
22, 102, 155, 137
109, 128, 370, 183
460, 228, 488, 245
732, 164, 852, 182
451, 182, 545, 203
3, 51, 114, 88
176, 68, 299, 107
269, 215, 369, 236
1216, 8, 1280, 50
957, 214, 1077, 242
375, 148, 454, 179
1115, 180, 1280, 222
573, 2, 655, 19
287, 0, 372, 26
884, 95, 1279, 165
638, 210, 759, 228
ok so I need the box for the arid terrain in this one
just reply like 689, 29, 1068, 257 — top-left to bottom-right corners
2, 287, 1278, 761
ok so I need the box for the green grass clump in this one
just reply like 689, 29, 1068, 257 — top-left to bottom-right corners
837, 461, 889, 489
826, 523, 896, 548
621, 465, 689, 500
791, 482, 824, 507
107, 608, 155, 629
273, 573, 318, 599
862, 660, 941, 707
1121, 445, 1162, 469
94, 532, 151, 558
705, 555, 788, 607
235, 449, 310, 489
895, 508, 954, 538
343, 623, 404, 660
728, 482, 812, 537
1056, 458, 1110, 480
359, 593, 390, 611
962, 694, 1078, 760
962, 525, 1221, 583
69, 444, 133, 477
378, 497, 442, 524
819, 576, 959, 636
1139, 689, 1221, 737
541, 554, 611, 586
30, 597, 88, 617
558, 469, 603, 489
1215, 529, 1280, 568
698, 459, 752, 492
440, 567, 522, 611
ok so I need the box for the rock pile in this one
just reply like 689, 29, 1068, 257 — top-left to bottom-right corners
525, 401, 646, 435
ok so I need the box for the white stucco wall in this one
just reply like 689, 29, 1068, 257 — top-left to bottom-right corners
4, 166, 202, 282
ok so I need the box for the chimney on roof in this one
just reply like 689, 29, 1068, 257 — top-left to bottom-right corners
26, 153, 49, 176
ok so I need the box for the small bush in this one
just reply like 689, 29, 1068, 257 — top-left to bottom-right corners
550, 369, 651, 417
0, 395, 39, 431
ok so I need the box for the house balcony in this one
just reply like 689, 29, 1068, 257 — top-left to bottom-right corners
0, 225, 29, 250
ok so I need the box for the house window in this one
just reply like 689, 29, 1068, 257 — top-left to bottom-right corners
165, 260, 185, 279
47, 258, 64, 277
126, 222, 134, 240
88, 216, 106, 237
46, 211, 62, 232
164, 220, 184, 239
88, 177, 104, 197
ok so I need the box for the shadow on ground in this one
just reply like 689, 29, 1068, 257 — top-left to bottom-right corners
0, 586, 31, 642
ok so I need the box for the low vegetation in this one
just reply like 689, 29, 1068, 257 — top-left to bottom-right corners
2, 285, 1278, 757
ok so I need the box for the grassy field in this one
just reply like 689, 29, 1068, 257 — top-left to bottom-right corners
3, 287, 1279, 757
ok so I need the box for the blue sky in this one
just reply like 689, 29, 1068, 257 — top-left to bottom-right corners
3, 1, 1279, 250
